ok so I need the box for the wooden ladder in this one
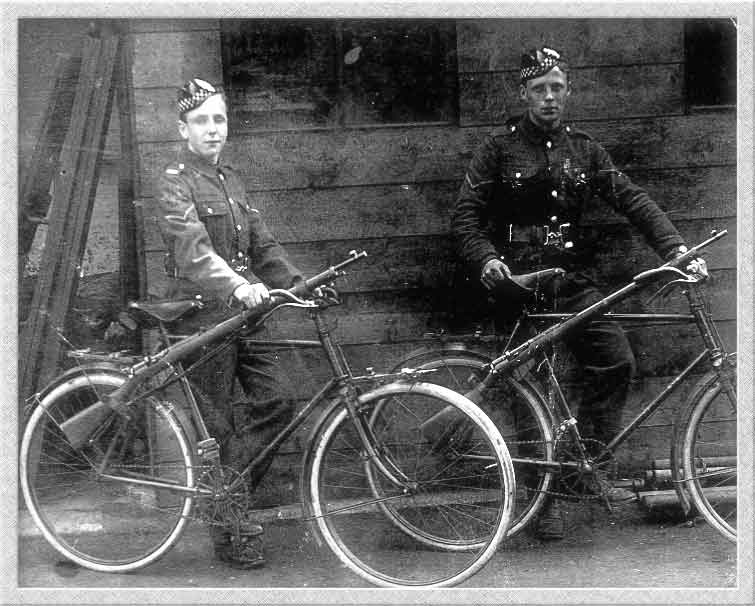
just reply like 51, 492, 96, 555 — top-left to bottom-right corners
18, 25, 139, 405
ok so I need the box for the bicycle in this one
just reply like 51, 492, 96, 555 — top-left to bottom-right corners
391, 230, 737, 542
19, 251, 517, 588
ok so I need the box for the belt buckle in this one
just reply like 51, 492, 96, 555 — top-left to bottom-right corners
544, 223, 573, 248
231, 254, 249, 273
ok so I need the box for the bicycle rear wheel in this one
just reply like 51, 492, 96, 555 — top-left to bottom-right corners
681, 358, 737, 542
305, 382, 515, 587
392, 350, 554, 537
20, 369, 195, 572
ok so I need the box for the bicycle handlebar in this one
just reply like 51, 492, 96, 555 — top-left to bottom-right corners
633, 229, 727, 284
96, 250, 368, 413
250, 249, 368, 317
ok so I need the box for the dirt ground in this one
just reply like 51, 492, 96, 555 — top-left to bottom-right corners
14, 498, 741, 604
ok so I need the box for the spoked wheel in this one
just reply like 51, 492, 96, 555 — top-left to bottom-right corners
391, 351, 555, 537
305, 382, 515, 587
20, 370, 195, 572
681, 358, 737, 542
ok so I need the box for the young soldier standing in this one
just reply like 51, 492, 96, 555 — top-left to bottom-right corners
452, 47, 706, 539
157, 78, 302, 568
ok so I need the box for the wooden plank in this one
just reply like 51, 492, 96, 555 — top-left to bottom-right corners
127, 19, 220, 35
585, 166, 737, 224
131, 30, 222, 89
460, 64, 684, 125
137, 113, 736, 191
19, 34, 121, 400
456, 19, 685, 72
144, 234, 459, 298
18, 54, 81, 264
116, 35, 141, 305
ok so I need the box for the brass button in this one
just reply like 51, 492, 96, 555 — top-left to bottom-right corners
551, 190, 558, 198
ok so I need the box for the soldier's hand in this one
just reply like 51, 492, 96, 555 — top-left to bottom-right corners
233, 282, 270, 309
481, 258, 512, 290
686, 256, 709, 281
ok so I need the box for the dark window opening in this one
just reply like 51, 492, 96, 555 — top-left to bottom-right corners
685, 19, 737, 107
220, 19, 458, 130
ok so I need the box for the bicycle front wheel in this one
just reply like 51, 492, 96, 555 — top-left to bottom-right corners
681, 359, 737, 542
20, 369, 195, 572
306, 381, 515, 587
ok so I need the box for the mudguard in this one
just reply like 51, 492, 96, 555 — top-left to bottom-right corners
670, 352, 736, 516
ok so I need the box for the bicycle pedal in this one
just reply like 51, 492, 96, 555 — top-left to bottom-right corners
197, 438, 220, 461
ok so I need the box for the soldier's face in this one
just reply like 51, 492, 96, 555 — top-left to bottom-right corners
520, 67, 570, 130
178, 94, 228, 164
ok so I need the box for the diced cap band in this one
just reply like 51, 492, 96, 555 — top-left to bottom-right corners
177, 78, 221, 116
520, 46, 565, 83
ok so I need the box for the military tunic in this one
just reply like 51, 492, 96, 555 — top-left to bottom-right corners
453, 114, 685, 275
157, 147, 301, 313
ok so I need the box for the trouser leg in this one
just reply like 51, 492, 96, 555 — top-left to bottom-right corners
230, 338, 295, 490
559, 287, 636, 446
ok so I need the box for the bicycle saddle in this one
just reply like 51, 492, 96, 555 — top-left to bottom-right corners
128, 299, 203, 323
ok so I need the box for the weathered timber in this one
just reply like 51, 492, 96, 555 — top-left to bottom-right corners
456, 19, 685, 72
116, 35, 141, 306
131, 29, 222, 89
459, 64, 684, 125
126, 19, 220, 35
18, 54, 81, 266
136, 113, 736, 188
19, 33, 121, 400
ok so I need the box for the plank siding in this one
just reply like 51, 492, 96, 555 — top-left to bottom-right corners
459, 64, 685, 125
125, 18, 738, 493
456, 19, 685, 71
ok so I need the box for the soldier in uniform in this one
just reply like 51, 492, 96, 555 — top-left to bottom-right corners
156, 78, 303, 568
452, 47, 706, 539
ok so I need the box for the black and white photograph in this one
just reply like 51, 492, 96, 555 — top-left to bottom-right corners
2, 2, 752, 604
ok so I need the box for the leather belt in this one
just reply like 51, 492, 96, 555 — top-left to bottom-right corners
506, 223, 574, 249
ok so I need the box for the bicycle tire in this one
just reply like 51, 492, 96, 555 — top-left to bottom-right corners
305, 381, 515, 587
391, 349, 555, 537
680, 358, 737, 542
20, 369, 196, 572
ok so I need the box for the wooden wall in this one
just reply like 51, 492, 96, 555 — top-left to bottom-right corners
125, 18, 736, 501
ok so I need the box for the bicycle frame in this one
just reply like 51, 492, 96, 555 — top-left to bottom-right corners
67, 250, 429, 503
464, 230, 732, 471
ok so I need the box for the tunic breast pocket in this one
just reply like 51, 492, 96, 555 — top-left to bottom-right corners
196, 199, 234, 252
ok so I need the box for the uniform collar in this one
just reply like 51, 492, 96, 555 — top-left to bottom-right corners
518, 114, 567, 146
178, 146, 226, 178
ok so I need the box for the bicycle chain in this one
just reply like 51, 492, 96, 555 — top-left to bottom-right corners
508, 437, 617, 502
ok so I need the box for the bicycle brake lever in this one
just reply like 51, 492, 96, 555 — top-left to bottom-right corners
644, 277, 700, 307
313, 285, 340, 306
